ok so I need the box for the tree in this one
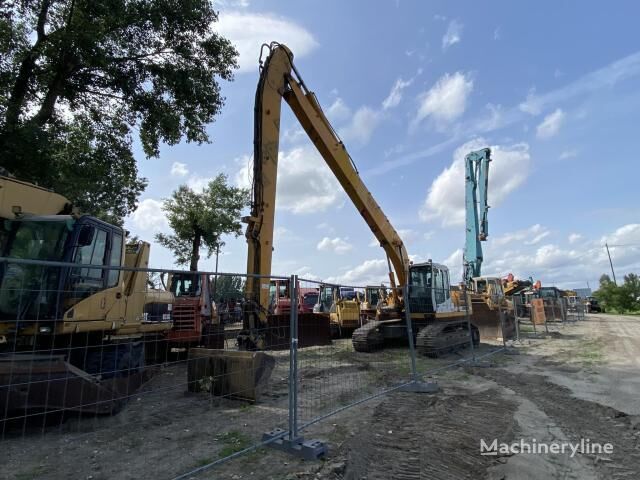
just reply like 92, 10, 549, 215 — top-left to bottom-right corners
0, 1, 238, 223
213, 275, 244, 302
594, 272, 640, 313
156, 174, 248, 271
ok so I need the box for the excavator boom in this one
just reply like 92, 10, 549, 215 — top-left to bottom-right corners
463, 148, 491, 284
245, 43, 409, 324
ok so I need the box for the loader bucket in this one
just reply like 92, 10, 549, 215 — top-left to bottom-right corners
0, 354, 150, 421
187, 348, 275, 402
469, 300, 515, 342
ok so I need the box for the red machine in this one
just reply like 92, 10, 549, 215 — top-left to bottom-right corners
166, 273, 224, 351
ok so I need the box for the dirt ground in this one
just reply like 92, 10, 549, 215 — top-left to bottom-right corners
2, 314, 640, 479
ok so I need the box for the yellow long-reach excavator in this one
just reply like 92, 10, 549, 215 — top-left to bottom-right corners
0, 175, 174, 416
241, 43, 474, 355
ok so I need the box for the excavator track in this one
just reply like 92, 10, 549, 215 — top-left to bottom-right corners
352, 321, 385, 352
416, 320, 475, 357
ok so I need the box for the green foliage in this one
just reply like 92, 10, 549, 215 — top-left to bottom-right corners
594, 273, 640, 313
213, 275, 244, 301
156, 174, 248, 270
0, 0, 238, 223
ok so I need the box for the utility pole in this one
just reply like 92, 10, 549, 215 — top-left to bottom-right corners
213, 243, 220, 298
605, 243, 617, 285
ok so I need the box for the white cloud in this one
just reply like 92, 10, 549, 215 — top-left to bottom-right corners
536, 108, 565, 139
397, 228, 418, 244
413, 72, 473, 128
442, 19, 463, 49
325, 259, 389, 286
519, 50, 640, 116
601, 223, 640, 247
494, 224, 551, 247
170, 162, 188, 177
187, 176, 213, 192
340, 106, 381, 145
326, 98, 351, 122
568, 233, 582, 244
283, 126, 306, 145
476, 223, 640, 289
216, 12, 318, 73
382, 77, 413, 110
559, 149, 578, 160
442, 248, 463, 283
420, 139, 531, 227
128, 199, 168, 232
235, 147, 342, 214
493, 27, 501, 40
317, 236, 353, 254
217, 0, 250, 8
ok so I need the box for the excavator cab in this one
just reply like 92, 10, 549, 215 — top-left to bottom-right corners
407, 262, 454, 314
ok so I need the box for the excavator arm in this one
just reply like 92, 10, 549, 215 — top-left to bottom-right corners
463, 148, 491, 285
245, 43, 409, 326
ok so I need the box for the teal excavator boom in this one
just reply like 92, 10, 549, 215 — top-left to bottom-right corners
463, 148, 491, 284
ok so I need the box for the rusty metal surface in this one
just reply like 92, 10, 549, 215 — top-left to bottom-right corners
469, 302, 515, 341
0, 354, 150, 420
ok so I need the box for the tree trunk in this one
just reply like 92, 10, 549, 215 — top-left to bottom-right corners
190, 232, 201, 271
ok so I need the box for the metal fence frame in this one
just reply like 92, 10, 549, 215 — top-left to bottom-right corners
0, 257, 559, 479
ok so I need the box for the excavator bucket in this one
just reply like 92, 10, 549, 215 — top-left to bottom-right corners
254, 313, 332, 350
470, 300, 515, 342
187, 348, 276, 402
0, 353, 150, 420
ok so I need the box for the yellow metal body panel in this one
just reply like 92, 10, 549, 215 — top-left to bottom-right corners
0, 175, 70, 217
59, 242, 173, 335
246, 44, 409, 317
244, 46, 292, 327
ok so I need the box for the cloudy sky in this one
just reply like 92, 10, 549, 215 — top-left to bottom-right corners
125, 0, 640, 290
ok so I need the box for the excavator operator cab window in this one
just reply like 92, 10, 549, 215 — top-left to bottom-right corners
433, 267, 450, 305
171, 274, 201, 297
408, 264, 435, 313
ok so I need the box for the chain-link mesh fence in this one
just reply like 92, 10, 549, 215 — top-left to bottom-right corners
2, 256, 577, 479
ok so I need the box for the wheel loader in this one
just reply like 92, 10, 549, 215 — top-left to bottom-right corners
0, 174, 175, 418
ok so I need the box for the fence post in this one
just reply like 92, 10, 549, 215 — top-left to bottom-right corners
262, 274, 327, 459
464, 284, 476, 362
514, 297, 521, 342
402, 284, 419, 382
288, 274, 299, 442
399, 284, 439, 393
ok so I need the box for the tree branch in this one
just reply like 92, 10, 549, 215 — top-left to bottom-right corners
36, 0, 52, 42
3, 0, 54, 129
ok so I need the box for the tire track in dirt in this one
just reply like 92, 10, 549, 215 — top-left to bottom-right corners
471, 367, 640, 480
338, 389, 519, 480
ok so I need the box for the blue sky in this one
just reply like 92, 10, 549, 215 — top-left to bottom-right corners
125, 0, 640, 290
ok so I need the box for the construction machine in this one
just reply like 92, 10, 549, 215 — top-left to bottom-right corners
164, 272, 225, 352
358, 285, 387, 324
241, 42, 472, 356
0, 175, 174, 417
462, 148, 515, 341
313, 284, 361, 337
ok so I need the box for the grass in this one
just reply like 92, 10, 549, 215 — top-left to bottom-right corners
14, 466, 47, 480
576, 339, 604, 366
216, 430, 253, 458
